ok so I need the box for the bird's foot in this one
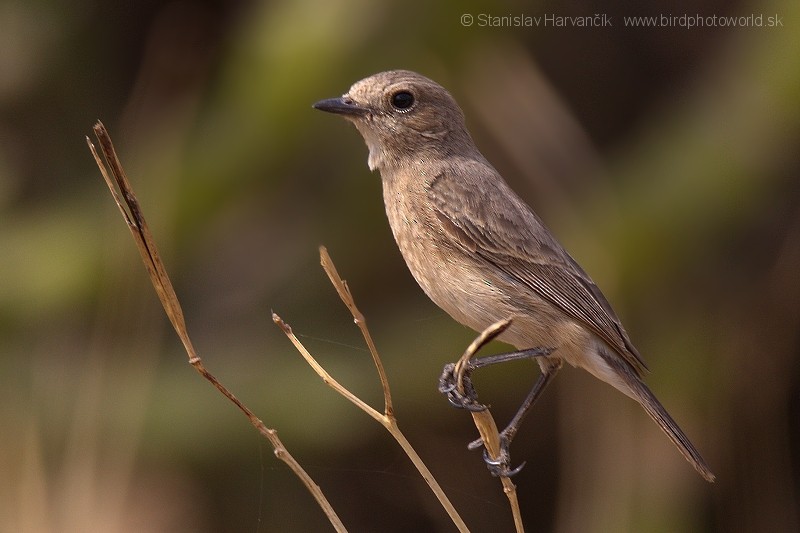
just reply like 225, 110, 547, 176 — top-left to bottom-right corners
473, 433, 526, 477
438, 363, 487, 412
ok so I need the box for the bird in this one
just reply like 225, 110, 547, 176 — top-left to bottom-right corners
313, 69, 715, 482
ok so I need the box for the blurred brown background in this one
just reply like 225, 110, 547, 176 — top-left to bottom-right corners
1, 0, 798, 531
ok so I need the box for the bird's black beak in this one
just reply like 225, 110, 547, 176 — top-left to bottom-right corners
313, 97, 369, 117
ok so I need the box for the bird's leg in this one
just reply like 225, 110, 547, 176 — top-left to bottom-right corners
438, 347, 552, 412
468, 360, 561, 477
496, 361, 560, 444
469, 361, 560, 444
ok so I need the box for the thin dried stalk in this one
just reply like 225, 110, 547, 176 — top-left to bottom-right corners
319, 247, 393, 416
454, 318, 524, 533
274, 247, 470, 533
87, 121, 346, 532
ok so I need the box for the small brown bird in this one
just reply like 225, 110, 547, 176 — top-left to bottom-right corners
314, 70, 715, 482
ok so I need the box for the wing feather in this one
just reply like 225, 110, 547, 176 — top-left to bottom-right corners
428, 167, 647, 375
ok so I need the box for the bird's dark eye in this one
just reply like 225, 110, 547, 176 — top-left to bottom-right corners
390, 91, 415, 111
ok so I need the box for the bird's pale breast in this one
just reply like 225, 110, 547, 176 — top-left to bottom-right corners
381, 165, 594, 372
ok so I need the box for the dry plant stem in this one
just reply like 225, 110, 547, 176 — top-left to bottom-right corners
272, 314, 381, 424
273, 248, 470, 533
269, 324, 470, 533
87, 121, 347, 533
455, 319, 524, 533
319, 246, 393, 417
271, 317, 461, 525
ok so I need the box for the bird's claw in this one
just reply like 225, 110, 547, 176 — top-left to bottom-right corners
474, 434, 525, 477
438, 363, 487, 412
482, 449, 526, 477
467, 436, 484, 450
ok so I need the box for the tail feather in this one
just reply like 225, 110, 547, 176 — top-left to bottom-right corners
625, 374, 716, 482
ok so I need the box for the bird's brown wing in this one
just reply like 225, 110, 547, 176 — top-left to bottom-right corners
428, 166, 648, 375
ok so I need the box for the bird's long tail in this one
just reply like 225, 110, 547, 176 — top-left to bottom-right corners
623, 371, 716, 482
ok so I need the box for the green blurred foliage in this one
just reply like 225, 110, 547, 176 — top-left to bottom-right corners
1, 0, 798, 531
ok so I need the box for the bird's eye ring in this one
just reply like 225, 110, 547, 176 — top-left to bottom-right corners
390, 91, 415, 111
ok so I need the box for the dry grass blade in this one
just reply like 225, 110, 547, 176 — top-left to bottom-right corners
88, 123, 191, 356
87, 121, 347, 533
456, 318, 524, 533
